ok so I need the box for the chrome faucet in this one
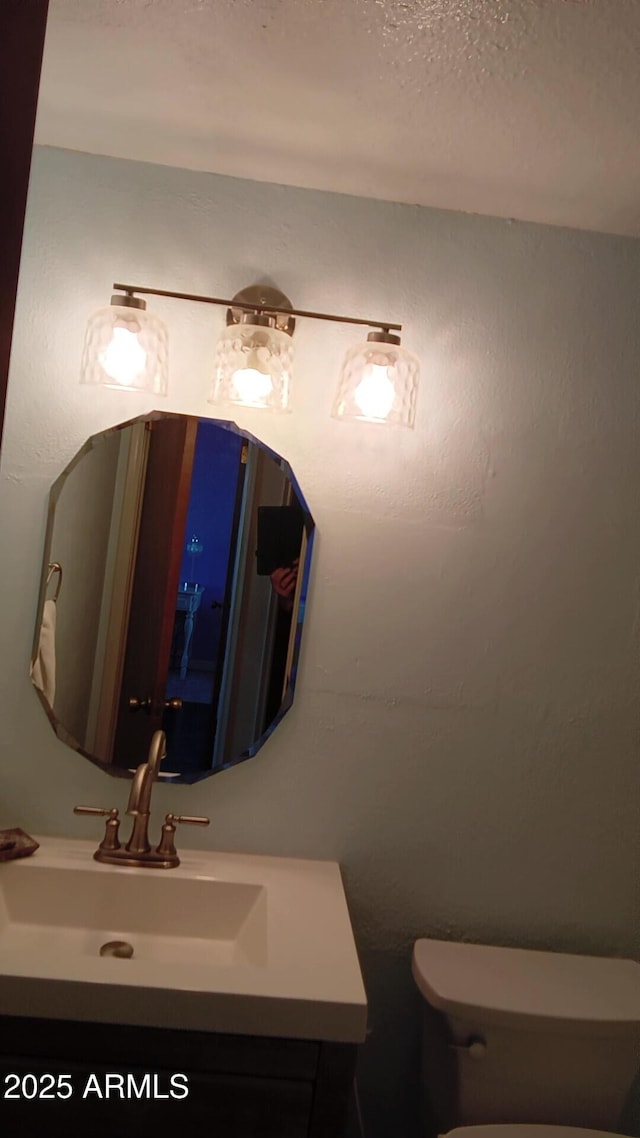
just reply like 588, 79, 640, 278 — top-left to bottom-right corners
74, 730, 209, 868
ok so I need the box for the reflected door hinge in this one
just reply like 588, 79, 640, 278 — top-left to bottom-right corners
241, 442, 249, 464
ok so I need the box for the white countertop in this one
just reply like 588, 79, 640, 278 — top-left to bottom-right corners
0, 835, 367, 1043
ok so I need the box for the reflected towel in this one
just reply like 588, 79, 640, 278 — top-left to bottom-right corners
30, 598, 56, 706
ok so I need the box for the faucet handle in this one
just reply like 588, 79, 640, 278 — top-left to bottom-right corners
156, 812, 210, 863
74, 806, 121, 853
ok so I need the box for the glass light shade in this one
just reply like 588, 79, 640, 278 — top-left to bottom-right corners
81, 303, 169, 394
209, 322, 294, 411
332, 337, 419, 427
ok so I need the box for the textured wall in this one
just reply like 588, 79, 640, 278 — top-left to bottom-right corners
1, 146, 639, 1137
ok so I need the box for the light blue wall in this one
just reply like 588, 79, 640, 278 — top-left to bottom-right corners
2, 146, 639, 1136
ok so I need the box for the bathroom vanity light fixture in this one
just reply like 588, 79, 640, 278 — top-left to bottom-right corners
80, 293, 169, 395
331, 330, 419, 427
81, 282, 419, 425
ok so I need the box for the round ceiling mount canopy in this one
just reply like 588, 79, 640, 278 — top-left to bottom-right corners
226, 285, 296, 336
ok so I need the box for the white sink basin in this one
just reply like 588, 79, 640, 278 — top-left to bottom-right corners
0, 837, 367, 1042
0, 861, 267, 967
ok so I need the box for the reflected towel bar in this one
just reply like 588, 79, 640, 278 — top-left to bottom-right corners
46, 561, 62, 601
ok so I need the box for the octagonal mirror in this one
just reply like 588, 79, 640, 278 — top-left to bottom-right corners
31, 412, 314, 784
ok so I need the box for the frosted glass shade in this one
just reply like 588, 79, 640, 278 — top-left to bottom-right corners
81, 304, 169, 394
210, 322, 294, 411
332, 338, 419, 427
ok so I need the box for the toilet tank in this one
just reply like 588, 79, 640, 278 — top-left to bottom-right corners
412, 939, 640, 1132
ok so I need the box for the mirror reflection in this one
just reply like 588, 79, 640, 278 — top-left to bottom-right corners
31, 413, 314, 783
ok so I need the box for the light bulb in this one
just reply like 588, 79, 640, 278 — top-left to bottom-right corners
98, 325, 147, 387
354, 363, 396, 420
230, 367, 274, 404
210, 318, 294, 411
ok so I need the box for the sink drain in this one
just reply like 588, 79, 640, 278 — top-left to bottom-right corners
99, 939, 134, 959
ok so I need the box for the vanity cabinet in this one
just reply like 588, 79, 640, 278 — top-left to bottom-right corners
0, 1014, 357, 1137
0, 840, 367, 1134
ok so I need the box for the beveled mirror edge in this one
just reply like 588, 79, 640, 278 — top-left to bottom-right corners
31, 684, 135, 779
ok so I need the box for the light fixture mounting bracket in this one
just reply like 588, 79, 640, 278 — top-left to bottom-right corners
226, 285, 296, 337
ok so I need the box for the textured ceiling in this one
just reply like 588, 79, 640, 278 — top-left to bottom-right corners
36, 0, 640, 236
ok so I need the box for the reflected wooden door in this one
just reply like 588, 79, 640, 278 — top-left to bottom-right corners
113, 417, 197, 770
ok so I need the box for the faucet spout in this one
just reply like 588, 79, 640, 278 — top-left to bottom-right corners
125, 730, 167, 854
146, 729, 167, 779
126, 763, 150, 816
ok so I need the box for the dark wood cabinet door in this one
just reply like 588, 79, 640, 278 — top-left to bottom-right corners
0, 1005, 356, 1138
0, 1055, 313, 1138
0, 0, 49, 449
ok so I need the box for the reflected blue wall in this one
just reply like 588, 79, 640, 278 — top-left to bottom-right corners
179, 422, 242, 666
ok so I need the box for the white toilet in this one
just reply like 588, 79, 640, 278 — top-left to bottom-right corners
412, 938, 640, 1138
